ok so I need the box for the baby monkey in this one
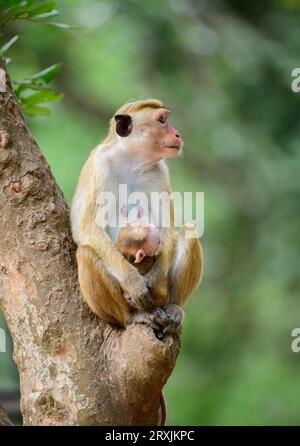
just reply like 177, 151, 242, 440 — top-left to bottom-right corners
117, 221, 163, 275
117, 221, 175, 340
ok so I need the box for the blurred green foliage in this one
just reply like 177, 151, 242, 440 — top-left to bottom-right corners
1, 0, 300, 425
0, 0, 70, 116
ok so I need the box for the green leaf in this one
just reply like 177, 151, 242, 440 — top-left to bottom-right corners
28, 0, 56, 17
29, 9, 59, 20
26, 0, 38, 6
2, 2, 27, 16
44, 22, 76, 29
14, 81, 48, 90
28, 63, 62, 83
13, 63, 63, 102
23, 105, 51, 117
43, 21, 76, 29
0, 1, 75, 30
2, 1, 42, 18
23, 89, 63, 106
0, 35, 19, 55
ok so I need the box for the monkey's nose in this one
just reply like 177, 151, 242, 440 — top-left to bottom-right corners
175, 133, 182, 145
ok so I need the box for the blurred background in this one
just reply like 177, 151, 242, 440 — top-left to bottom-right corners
1, 0, 300, 425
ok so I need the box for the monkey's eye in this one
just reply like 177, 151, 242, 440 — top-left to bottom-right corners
158, 115, 167, 124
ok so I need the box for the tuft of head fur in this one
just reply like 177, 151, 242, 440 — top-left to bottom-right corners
116, 99, 164, 114
105, 99, 165, 143
117, 225, 148, 250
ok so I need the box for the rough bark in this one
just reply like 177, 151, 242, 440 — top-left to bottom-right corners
0, 59, 180, 426
0, 403, 13, 426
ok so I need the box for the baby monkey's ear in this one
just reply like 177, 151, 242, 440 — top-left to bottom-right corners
114, 114, 133, 137
134, 249, 146, 264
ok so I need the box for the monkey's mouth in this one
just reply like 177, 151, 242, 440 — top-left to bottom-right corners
166, 145, 181, 150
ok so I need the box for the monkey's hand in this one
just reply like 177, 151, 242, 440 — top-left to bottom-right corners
145, 266, 169, 308
123, 269, 154, 312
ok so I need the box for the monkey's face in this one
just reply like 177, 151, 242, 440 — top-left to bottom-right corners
114, 107, 183, 162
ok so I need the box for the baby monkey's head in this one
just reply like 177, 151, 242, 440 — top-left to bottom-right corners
117, 221, 162, 264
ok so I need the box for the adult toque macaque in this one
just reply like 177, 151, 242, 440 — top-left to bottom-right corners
71, 99, 203, 336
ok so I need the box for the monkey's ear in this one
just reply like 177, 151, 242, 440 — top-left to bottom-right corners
114, 114, 133, 137
135, 249, 146, 264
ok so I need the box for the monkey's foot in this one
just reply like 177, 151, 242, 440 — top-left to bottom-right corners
163, 304, 184, 337
131, 308, 169, 339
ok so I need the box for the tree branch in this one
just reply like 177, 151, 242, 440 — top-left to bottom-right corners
0, 59, 180, 426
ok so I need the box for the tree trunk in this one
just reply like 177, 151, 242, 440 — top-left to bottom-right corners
0, 59, 180, 426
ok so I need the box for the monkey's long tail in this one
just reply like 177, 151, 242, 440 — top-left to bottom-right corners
160, 391, 168, 426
